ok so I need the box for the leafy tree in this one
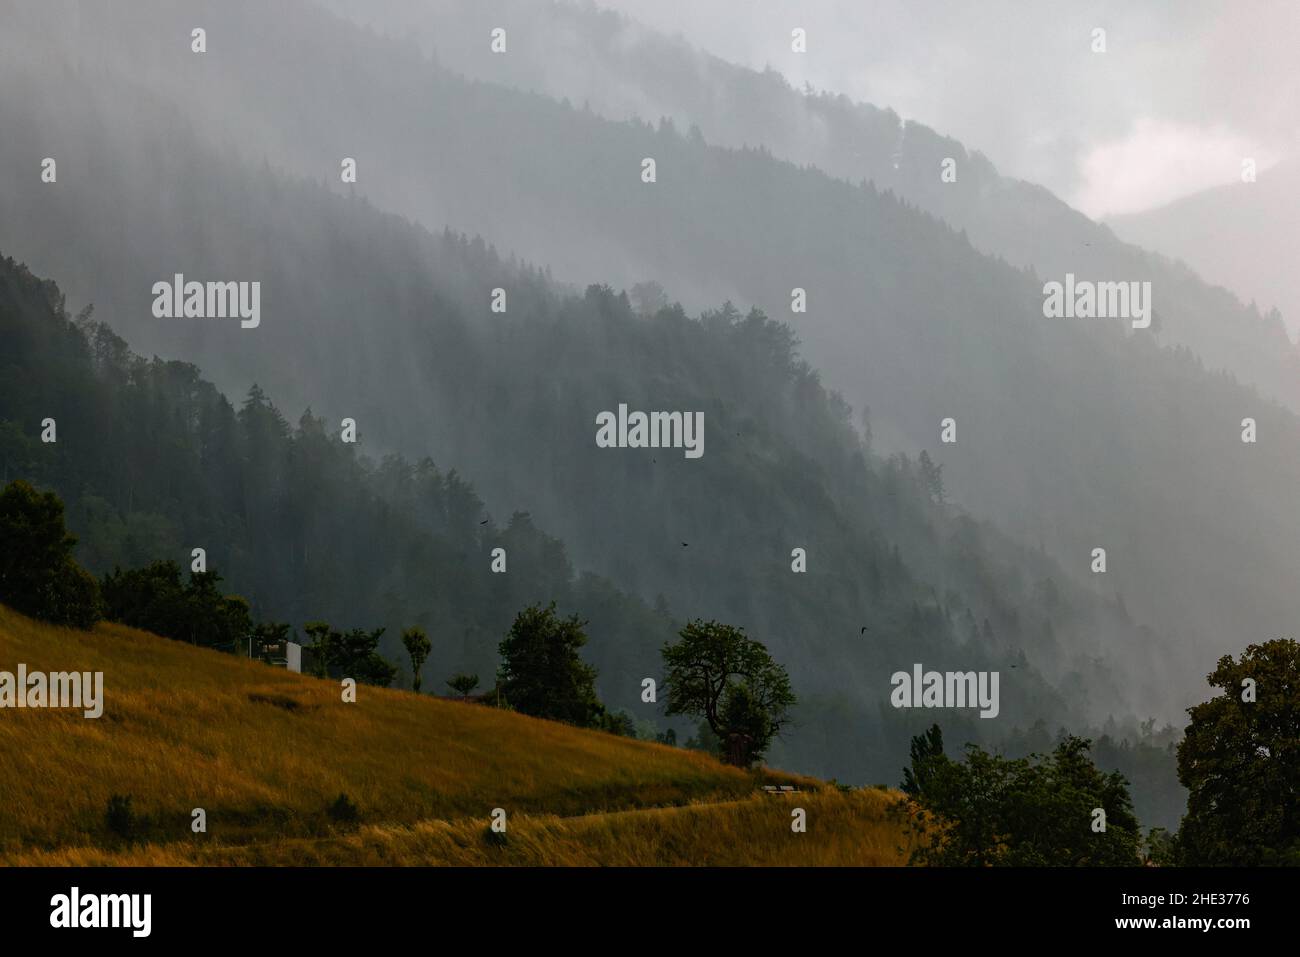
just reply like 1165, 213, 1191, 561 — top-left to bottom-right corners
303, 621, 396, 687
303, 621, 335, 678
1142, 827, 1178, 867
102, 560, 186, 634
447, 673, 480, 698
661, 619, 795, 766
43, 557, 102, 631
401, 626, 431, 693
496, 602, 604, 726
717, 683, 773, 763
900, 724, 1141, 866
901, 723, 945, 797
184, 571, 252, 648
1176, 639, 1300, 865
101, 561, 250, 648
341, 628, 397, 686
0, 479, 100, 628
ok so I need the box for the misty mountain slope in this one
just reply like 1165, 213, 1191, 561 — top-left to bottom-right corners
318, 0, 1300, 410
1109, 159, 1299, 343
0, 252, 637, 699
1, 223, 1190, 821
1, 0, 1295, 712
0, 156, 1176, 801
0, 58, 1175, 669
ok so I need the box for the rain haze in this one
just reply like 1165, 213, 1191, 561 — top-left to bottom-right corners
1, 0, 1298, 874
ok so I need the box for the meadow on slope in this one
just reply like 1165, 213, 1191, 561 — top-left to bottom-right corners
0, 605, 912, 865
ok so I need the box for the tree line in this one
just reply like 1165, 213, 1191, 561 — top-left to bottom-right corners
0, 477, 797, 768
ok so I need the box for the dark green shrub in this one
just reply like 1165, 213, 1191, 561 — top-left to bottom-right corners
105, 793, 137, 841
327, 792, 361, 825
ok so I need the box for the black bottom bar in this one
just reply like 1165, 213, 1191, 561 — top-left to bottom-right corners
0, 866, 1282, 944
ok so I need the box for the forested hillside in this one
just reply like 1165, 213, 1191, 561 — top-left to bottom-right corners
0, 239, 1184, 825
326, 0, 1299, 408
0, 252, 650, 712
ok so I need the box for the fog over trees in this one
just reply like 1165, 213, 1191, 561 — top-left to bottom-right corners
2, 1, 1295, 833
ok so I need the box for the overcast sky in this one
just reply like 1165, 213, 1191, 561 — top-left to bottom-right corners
599, 0, 1299, 218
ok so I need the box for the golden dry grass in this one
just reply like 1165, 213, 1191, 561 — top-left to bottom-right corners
0, 605, 912, 865
11, 789, 915, 866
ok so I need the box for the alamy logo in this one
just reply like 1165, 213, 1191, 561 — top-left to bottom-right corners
1042, 273, 1152, 329
890, 663, 1000, 718
595, 404, 703, 459
151, 274, 261, 328
0, 664, 103, 718
50, 887, 151, 937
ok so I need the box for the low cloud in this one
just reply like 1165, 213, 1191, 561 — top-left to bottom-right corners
1076, 119, 1281, 218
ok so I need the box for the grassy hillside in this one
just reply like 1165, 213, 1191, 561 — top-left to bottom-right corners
12, 790, 910, 866
0, 605, 912, 865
